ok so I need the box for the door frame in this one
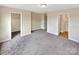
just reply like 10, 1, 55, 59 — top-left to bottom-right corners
10, 12, 22, 39
57, 13, 70, 38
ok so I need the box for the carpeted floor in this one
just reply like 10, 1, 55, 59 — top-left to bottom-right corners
0, 29, 79, 55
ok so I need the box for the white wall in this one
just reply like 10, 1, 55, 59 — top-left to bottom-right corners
41, 14, 45, 30
31, 13, 41, 31
47, 8, 79, 42
11, 13, 20, 32
0, 12, 11, 42
69, 12, 79, 42
47, 13, 58, 35
31, 13, 46, 31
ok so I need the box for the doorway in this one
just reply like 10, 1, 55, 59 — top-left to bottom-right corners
11, 13, 21, 38
58, 14, 69, 39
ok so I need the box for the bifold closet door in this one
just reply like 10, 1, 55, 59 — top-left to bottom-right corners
21, 12, 31, 36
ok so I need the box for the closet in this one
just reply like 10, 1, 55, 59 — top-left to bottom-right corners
11, 13, 21, 38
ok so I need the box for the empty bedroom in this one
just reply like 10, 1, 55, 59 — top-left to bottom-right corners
0, 4, 79, 55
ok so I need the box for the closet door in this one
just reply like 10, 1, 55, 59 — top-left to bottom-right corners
21, 12, 31, 36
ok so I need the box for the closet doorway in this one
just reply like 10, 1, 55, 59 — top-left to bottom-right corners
58, 14, 69, 39
11, 13, 21, 38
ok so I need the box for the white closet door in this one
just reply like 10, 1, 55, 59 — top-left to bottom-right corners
21, 12, 31, 36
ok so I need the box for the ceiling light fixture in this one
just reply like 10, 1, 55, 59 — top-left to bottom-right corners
40, 4, 47, 8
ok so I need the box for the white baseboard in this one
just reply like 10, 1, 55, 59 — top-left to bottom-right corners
0, 39, 11, 43
69, 38, 79, 43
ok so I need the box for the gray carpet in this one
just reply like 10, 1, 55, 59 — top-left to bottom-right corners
0, 29, 79, 55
